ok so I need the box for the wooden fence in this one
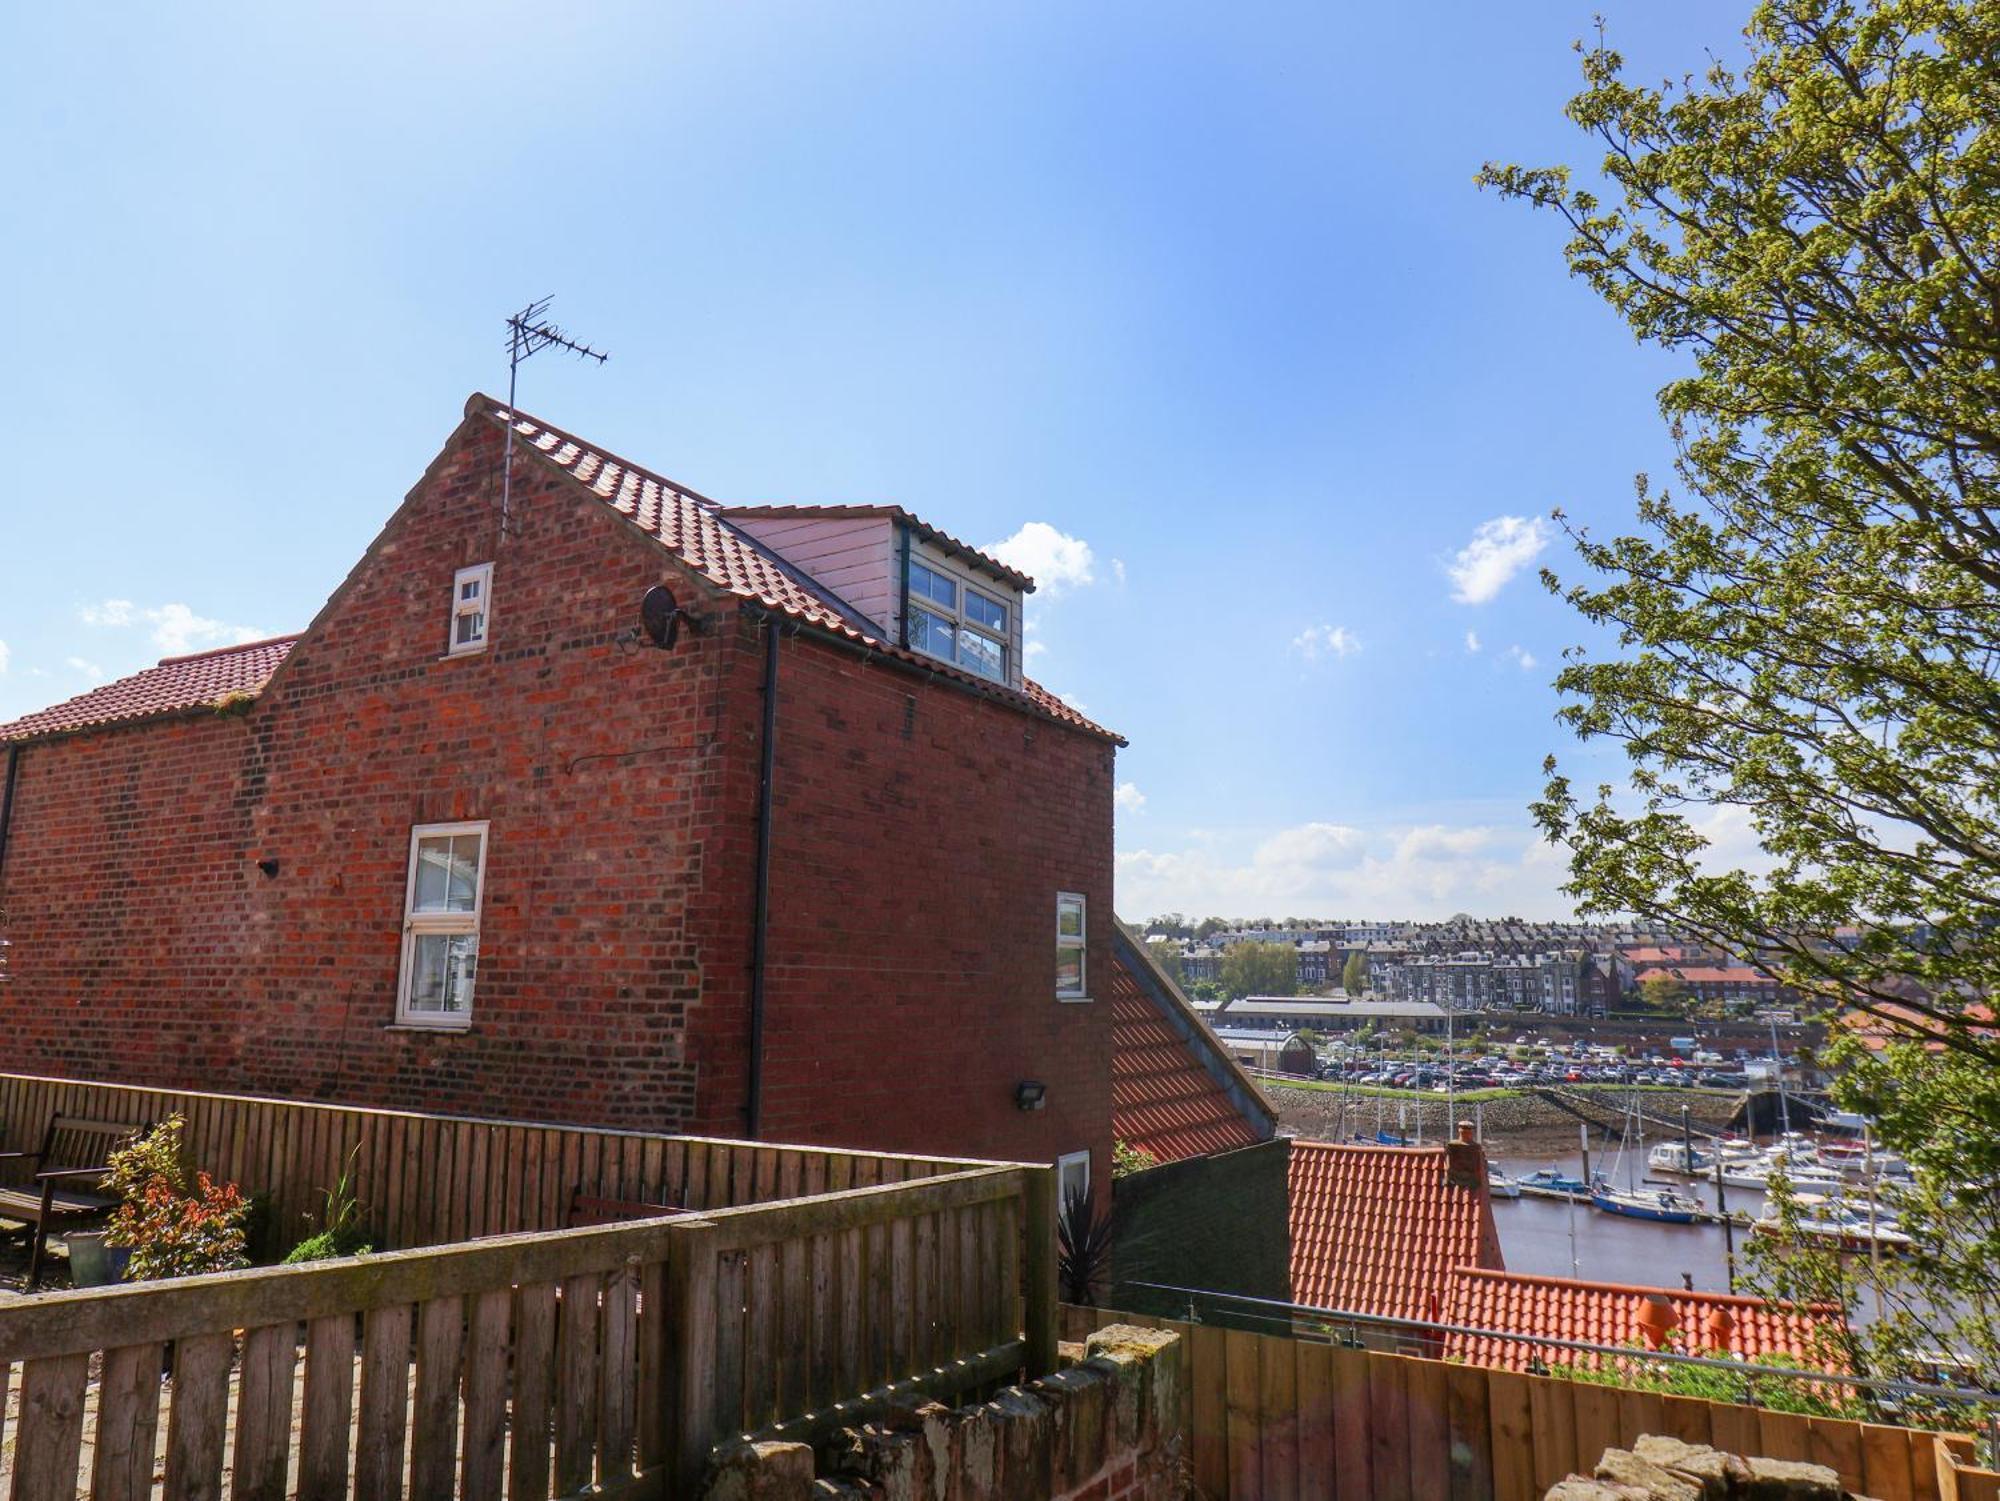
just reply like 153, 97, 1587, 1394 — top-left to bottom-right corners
0, 1073, 986, 1256
0, 1165, 1056, 1500
1061, 1305, 1997, 1501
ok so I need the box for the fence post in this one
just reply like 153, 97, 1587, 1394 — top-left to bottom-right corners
1023, 1165, 1059, 1379
666, 1218, 721, 1497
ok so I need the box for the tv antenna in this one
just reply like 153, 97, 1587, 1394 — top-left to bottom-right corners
498, 296, 609, 535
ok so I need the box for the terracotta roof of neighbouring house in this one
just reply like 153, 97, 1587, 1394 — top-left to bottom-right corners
1110, 943, 1267, 1164
479, 398, 1120, 744
0, 637, 299, 744
1288, 1140, 1504, 1322
720, 504, 1035, 592
1440, 1267, 1846, 1373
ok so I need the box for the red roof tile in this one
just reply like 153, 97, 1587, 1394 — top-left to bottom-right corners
1441, 1267, 1845, 1372
482, 399, 1120, 744
1111, 950, 1262, 1164
1288, 1141, 1505, 1322
0, 637, 298, 744
720, 504, 1035, 593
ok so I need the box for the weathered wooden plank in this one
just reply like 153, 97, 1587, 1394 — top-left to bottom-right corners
1617, 1389, 1667, 1455
667, 1222, 721, 1498
1808, 1418, 1867, 1495
638, 1258, 671, 1471
1224, 1327, 1263, 1501
745, 1243, 780, 1429
299, 1315, 356, 1501
164, 1331, 234, 1501
13, 1351, 90, 1501
92, 1342, 165, 1501
1758, 1407, 1815, 1466
1297, 1338, 1336, 1501
1333, 1344, 1378, 1501
555, 1273, 602, 1495
1368, 1348, 1411, 1501
840, 1225, 865, 1400
232, 1322, 299, 1501
1526, 1372, 1580, 1495
1487, 1369, 1538, 1501
1405, 1356, 1450, 1501
410, 1295, 466, 1501
510, 1283, 558, 1501
1261, 1332, 1301, 1501
1570, 1380, 1625, 1477
1442, 1359, 1490, 1501
715, 1251, 748, 1440
460, 1288, 512, 1501
1861, 1423, 1919, 1501
1660, 1393, 1714, 1448
355, 1304, 413, 1501
890, 1214, 915, 1383
779, 1225, 810, 1415
599, 1263, 639, 1482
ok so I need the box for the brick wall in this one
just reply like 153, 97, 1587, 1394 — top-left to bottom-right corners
0, 414, 1117, 1177
702, 1324, 1183, 1501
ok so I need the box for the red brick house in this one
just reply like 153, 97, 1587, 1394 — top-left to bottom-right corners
0, 395, 1123, 1186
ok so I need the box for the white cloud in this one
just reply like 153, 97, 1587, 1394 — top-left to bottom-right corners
82, 599, 265, 656
1114, 781, 1147, 812
1117, 819, 1571, 921
1025, 640, 1048, 662
1447, 515, 1551, 604
81, 599, 135, 628
984, 522, 1095, 598
1290, 624, 1361, 662
1111, 558, 1127, 586
1464, 630, 1482, 653
1506, 644, 1539, 671
65, 657, 103, 682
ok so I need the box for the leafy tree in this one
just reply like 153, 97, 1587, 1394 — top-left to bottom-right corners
1484, 0, 2000, 1391
1341, 950, 1369, 995
1219, 940, 1297, 999
1637, 972, 1692, 1013
1147, 938, 1185, 984
1194, 916, 1230, 941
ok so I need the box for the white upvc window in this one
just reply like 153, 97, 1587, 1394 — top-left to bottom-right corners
396, 821, 488, 1027
1058, 1150, 1091, 1208
906, 558, 1007, 684
449, 563, 493, 655
1056, 891, 1088, 1001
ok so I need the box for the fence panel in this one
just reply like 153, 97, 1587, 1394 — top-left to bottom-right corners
1062, 1304, 1960, 1501
0, 1072, 986, 1256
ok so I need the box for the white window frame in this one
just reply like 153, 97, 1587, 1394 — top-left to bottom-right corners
448, 562, 494, 656
1056, 891, 1089, 1001
905, 557, 1008, 684
1057, 1149, 1091, 1208
395, 820, 489, 1028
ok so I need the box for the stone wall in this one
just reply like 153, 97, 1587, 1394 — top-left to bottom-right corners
1552, 1436, 1864, 1501
703, 1324, 1183, 1501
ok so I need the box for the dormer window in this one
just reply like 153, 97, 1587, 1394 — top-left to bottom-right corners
907, 559, 1007, 684
450, 563, 492, 655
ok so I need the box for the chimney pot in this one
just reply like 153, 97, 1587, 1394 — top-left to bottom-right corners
1458, 1121, 1475, 1144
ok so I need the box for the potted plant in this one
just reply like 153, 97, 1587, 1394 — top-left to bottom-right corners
102, 1115, 250, 1280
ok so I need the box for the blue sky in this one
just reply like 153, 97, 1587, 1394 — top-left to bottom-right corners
2, 1, 1759, 920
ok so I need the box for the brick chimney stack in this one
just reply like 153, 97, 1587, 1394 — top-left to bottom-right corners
1444, 1119, 1485, 1190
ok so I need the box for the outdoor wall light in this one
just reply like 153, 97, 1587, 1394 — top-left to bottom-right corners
1015, 1080, 1047, 1112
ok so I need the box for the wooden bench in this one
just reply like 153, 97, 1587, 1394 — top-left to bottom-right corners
0, 1114, 144, 1287
566, 1188, 685, 1227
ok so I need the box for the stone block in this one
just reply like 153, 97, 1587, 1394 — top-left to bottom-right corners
1745, 1456, 1843, 1501
1546, 1478, 1656, 1501
1595, 1447, 1706, 1501
705, 1440, 818, 1501
1631, 1436, 1753, 1500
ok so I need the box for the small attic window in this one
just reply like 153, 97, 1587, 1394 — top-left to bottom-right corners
449, 563, 492, 655
907, 558, 1007, 684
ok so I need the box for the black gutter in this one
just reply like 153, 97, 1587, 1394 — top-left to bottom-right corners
747, 617, 781, 1139
0, 744, 17, 883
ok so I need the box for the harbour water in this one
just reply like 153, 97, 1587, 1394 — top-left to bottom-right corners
1485, 1150, 1895, 1323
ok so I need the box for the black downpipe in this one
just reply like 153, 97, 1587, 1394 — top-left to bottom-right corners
748, 620, 781, 1138
0, 745, 19, 883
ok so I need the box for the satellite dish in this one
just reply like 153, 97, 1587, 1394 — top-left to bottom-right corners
640, 585, 682, 650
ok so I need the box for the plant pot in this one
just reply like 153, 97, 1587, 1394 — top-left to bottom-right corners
64, 1231, 133, 1287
